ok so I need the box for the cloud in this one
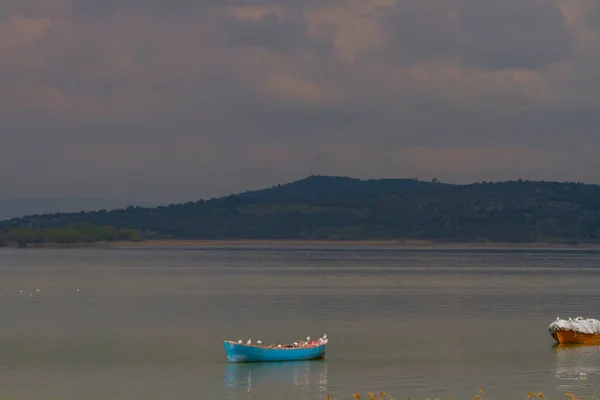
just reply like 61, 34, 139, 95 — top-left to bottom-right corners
0, 0, 599, 203
220, 11, 333, 56
585, 0, 600, 29
384, 0, 573, 70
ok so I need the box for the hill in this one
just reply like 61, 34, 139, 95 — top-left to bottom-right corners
2, 175, 600, 245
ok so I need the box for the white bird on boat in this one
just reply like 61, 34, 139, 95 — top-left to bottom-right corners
306, 336, 310, 341
247, 339, 251, 345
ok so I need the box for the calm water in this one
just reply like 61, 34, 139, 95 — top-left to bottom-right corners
1, 246, 600, 399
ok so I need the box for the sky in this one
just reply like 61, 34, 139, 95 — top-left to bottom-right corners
1, 0, 600, 204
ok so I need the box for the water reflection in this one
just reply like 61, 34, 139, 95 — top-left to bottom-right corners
554, 344, 600, 397
223, 360, 328, 398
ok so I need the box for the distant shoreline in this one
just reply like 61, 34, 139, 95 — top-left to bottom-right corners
3, 239, 598, 250
109, 239, 600, 249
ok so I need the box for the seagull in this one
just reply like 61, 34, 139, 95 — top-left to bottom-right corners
306, 336, 310, 341
323, 334, 327, 339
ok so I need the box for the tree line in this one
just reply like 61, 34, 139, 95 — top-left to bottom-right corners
0, 223, 141, 247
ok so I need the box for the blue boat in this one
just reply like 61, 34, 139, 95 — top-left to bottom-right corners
223, 335, 328, 363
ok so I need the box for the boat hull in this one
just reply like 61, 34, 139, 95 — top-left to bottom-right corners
223, 340, 327, 363
552, 329, 600, 344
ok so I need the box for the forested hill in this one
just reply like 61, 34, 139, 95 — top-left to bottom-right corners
2, 175, 600, 244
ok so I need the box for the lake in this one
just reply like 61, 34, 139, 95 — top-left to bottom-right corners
1, 245, 600, 399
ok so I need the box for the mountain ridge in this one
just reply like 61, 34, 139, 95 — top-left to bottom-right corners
0, 197, 155, 220
2, 175, 600, 244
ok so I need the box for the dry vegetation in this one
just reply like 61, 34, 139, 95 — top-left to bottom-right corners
323, 389, 593, 400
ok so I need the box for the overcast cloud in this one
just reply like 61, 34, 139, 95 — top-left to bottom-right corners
1, 0, 599, 204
